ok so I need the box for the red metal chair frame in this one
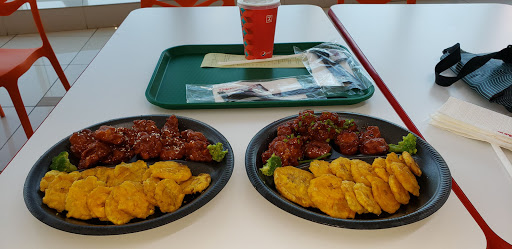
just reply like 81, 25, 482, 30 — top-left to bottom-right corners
0, 0, 71, 138
141, 0, 235, 8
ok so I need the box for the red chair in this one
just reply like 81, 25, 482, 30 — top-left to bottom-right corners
141, 0, 235, 8
0, 0, 71, 139
337, 0, 416, 3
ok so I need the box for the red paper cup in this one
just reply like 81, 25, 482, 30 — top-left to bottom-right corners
238, 0, 280, 60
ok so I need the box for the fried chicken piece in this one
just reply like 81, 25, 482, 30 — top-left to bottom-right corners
116, 181, 155, 219
105, 186, 135, 225
367, 175, 401, 214
109, 160, 148, 186
372, 157, 389, 182
87, 186, 112, 221
276, 121, 294, 137
390, 162, 420, 196
133, 132, 163, 160
132, 119, 160, 134
155, 179, 185, 213
400, 151, 422, 177
360, 138, 389, 155
308, 160, 333, 178
262, 135, 303, 166
388, 174, 410, 205
65, 176, 106, 220
335, 131, 360, 155
308, 175, 355, 219
180, 173, 211, 195
184, 140, 213, 162
162, 115, 180, 136
101, 144, 135, 165
69, 129, 95, 158
94, 125, 125, 145
304, 141, 331, 159
143, 177, 160, 206
40, 170, 65, 192
273, 166, 315, 208
353, 182, 382, 215
79, 141, 112, 169
42, 171, 81, 212
350, 159, 375, 187
146, 161, 192, 183
341, 181, 367, 214
181, 129, 208, 142
359, 126, 382, 141
160, 137, 186, 160
328, 157, 353, 181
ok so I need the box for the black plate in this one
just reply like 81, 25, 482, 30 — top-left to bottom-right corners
23, 115, 234, 235
245, 112, 451, 229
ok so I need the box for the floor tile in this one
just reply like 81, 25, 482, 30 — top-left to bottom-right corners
0, 106, 53, 172
45, 64, 89, 98
93, 27, 118, 37
0, 17, 6, 36
0, 106, 34, 146
70, 35, 111, 65
0, 65, 59, 107
2, 35, 90, 66
36, 0, 84, 9
0, 35, 14, 47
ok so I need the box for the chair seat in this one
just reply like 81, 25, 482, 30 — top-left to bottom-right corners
0, 47, 41, 77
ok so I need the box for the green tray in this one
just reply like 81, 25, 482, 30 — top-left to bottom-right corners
145, 43, 375, 109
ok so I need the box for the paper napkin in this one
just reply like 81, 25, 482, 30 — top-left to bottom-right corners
430, 97, 512, 176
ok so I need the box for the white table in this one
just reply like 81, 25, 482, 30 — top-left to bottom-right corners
329, 3, 512, 247
0, 5, 484, 248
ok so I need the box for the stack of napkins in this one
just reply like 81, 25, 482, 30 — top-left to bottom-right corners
430, 97, 512, 151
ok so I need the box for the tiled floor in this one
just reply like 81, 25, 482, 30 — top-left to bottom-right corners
0, 27, 117, 171
1, 0, 511, 172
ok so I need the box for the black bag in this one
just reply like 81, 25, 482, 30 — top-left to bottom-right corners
435, 43, 512, 112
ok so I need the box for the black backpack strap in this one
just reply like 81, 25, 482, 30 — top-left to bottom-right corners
435, 43, 512, 87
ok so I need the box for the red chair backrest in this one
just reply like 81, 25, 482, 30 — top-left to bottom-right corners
141, 0, 235, 8
0, 0, 51, 47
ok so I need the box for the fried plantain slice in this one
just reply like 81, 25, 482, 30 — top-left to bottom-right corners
105, 186, 134, 225
147, 161, 192, 183
353, 182, 382, 215
116, 181, 155, 219
87, 185, 112, 221
367, 175, 401, 214
308, 175, 355, 219
372, 157, 389, 182
341, 180, 367, 214
385, 152, 401, 173
42, 171, 81, 212
350, 159, 375, 187
155, 179, 185, 213
274, 166, 315, 208
40, 170, 65, 192
109, 160, 148, 186
309, 160, 333, 178
180, 173, 211, 195
143, 177, 160, 206
390, 162, 420, 196
81, 166, 115, 185
65, 176, 106, 220
328, 157, 353, 181
388, 174, 410, 205
400, 151, 422, 177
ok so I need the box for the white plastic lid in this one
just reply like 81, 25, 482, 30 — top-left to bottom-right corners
237, 0, 280, 7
